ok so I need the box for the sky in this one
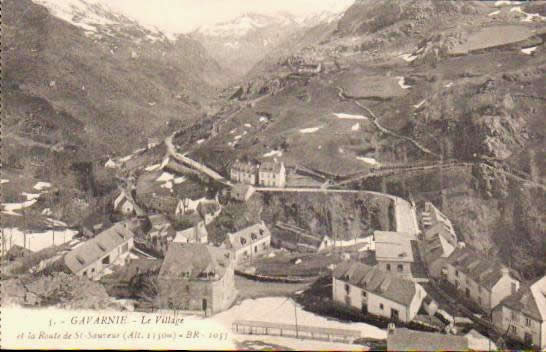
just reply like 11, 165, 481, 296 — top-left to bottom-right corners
106, 0, 355, 33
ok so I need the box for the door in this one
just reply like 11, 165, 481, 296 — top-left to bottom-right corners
524, 332, 532, 345
202, 298, 207, 311
361, 303, 368, 314
391, 308, 399, 321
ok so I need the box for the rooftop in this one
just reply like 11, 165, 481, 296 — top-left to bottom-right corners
232, 160, 258, 173
500, 276, 546, 321
387, 328, 469, 351
259, 161, 284, 173
333, 261, 419, 306
159, 243, 232, 280
446, 247, 519, 289
374, 231, 416, 263
65, 223, 134, 273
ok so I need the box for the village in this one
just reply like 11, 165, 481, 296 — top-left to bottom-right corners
2, 134, 544, 351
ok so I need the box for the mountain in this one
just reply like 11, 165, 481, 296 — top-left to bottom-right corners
190, 10, 348, 79
2, 0, 227, 226
180, 0, 545, 279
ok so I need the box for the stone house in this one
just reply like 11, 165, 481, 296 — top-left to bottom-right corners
444, 247, 520, 311
224, 222, 271, 263
333, 261, 427, 323
64, 223, 135, 279
493, 275, 546, 349
157, 243, 237, 314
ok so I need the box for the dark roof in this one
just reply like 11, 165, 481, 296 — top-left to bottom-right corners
64, 223, 134, 273
421, 229, 455, 265
445, 247, 518, 289
424, 222, 457, 246
225, 223, 271, 251
387, 328, 469, 351
499, 277, 546, 322
333, 261, 418, 306
259, 161, 283, 173
159, 243, 232, 280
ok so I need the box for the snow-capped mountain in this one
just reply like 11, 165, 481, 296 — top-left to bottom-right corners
190, 6, 352, 79
196, 12, 299, 38
31, 0, 179, 42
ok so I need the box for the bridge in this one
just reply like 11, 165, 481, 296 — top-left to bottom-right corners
165, 134, 232, 187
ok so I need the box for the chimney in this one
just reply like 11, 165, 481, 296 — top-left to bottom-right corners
501, 267, 510, 277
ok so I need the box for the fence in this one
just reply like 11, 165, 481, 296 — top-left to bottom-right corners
232, 320, 361, 342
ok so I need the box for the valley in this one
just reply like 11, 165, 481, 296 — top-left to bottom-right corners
1, 1, 545, 350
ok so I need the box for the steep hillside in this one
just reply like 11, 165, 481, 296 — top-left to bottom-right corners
175, 0, 546, 279
1, 0, 225, 227
191, 11, 347, 80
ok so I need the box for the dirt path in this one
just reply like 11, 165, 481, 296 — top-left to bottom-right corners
336, 87, 440, 158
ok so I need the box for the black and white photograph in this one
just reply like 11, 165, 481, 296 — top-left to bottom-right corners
1, 0, 545, 350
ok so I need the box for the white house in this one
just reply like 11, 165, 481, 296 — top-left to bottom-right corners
493, 275, 546, 349
258, 161, 286, 188
332, 261, 427, 323
230, 160, 258, 185
445, 247, 520, 311
64, 223, 134, 279
224, 222, 271, 263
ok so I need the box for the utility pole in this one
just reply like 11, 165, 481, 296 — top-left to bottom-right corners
294, 300, 299, 339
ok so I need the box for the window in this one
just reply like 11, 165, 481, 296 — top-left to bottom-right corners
510, 326, 517, 334
397, 264, 404, 272
379, 303, 384, 310
525, 318, 531, 327
345, 284, 350, 294
362, 290, 367, 298
455, 270, 459, 277
511, 310, 518, 322
511, 282, 517, 294
386, 264, 391, 271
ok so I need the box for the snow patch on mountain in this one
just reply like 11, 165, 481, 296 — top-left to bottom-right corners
32, 0, 178, 41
